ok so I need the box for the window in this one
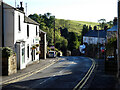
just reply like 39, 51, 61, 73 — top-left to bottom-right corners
27, 25, 29, 37
36, 26, 37, 36
18, 15, 21, 31
27, 45, 29, 58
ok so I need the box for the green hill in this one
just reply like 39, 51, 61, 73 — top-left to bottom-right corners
55, 19, 98, 36
28, 13, 98, 54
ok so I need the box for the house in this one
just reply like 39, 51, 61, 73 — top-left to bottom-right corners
40, 30, 47, 59
83, 30, 107, 45
0, 2, 41, 69
107, 25, 117, 39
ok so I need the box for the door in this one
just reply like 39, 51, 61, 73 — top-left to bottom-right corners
31, 49, 35, 61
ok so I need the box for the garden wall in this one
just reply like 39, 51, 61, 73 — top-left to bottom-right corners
2, 54, 17, 76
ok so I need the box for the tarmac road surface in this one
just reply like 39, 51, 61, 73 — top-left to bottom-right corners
2, 56, 95, 90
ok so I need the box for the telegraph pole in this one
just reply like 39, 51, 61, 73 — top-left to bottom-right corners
54, 16, 55, 50
97, 25, 100, 59
0, 1, 2, 47
1, 1, 4, 47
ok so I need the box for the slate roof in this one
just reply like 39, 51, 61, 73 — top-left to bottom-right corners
24, 16, 40, 25
3, 1, 25, 14
84, 30, 107, 38
3, 1, 39, 25
107, 25, 117, 32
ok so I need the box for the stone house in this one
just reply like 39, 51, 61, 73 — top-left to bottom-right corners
107, 25, 117, 39
40, 30, 47, 59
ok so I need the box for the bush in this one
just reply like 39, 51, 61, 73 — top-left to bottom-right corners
0, 47, 14, 58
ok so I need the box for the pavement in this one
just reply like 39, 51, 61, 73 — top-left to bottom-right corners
87, 58, 120, 89
0, 57, 61, 87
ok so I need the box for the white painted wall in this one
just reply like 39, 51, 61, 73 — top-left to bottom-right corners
25, 24, 40, 64
3, 3, 40, 69
83, 36, 106, 45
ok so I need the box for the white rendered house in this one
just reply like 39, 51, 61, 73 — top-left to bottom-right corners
83, 30, 106, 45
1, 2, 40, 69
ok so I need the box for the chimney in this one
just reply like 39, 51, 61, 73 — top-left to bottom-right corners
113, 17, 117, 26
19, 2, 24, 12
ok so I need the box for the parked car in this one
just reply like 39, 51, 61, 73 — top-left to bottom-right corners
100, 47, 105, 53
48, 51, 56, 58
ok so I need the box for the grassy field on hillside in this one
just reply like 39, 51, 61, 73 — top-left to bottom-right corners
55, 19, 98, 36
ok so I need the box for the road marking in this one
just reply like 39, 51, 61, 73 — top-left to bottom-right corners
1, 58, 61, 86
79, 59, 95, 89
73, 58, 96, 90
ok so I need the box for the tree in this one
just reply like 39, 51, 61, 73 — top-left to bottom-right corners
94, 26, 97, 30
55, 36, 68, 55
29, 13, 56, 46
68, 32, 80, 51
81, 25, 89, 44
46, 31, 54, 46
89, 25, 92, 30
60, 27, 69, 39
107, 21, 113, 29
98, 19, 107, 30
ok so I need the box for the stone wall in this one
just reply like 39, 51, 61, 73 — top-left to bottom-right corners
2, 54, 17, 76
40, 31, 46, 59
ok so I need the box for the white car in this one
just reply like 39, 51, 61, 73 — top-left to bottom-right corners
48, 51, 56, 58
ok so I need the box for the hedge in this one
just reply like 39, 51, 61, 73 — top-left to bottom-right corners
0, 47, 15, 58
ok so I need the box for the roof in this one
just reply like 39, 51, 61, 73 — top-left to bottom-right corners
3, 1, 25, 14
24, 16, 40, 25
84, 30, 106, 38
107, 25, 117, 32
40, 29, 46, 34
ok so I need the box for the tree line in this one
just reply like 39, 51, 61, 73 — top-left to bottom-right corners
28, 13, 115, 55
28, 13, 80, 55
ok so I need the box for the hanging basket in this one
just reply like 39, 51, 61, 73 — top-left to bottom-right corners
36, 51, 41, 55
31, 45, 37, 50
36, 44, 40, 47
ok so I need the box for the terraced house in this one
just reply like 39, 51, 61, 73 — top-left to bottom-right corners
0, 2, 41, 70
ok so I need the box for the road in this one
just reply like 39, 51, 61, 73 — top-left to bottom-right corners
2, 56, 95, 89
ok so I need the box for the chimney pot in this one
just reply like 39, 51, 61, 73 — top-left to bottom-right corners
20, 2, 22, 7
19, 2, 24, 12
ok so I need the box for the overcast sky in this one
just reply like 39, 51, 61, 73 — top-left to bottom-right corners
3, 0, 117, 22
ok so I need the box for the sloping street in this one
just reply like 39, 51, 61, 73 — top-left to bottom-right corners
2, 56, 94, 89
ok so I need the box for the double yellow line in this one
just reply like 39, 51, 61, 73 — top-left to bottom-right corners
73, 58, 96, 90
1, 58, 60, 86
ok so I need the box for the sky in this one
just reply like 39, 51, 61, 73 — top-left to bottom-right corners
3, 0, 118, 22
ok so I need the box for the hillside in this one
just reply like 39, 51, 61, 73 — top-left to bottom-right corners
28, 13, 99, 54
55, 19, 98, 36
